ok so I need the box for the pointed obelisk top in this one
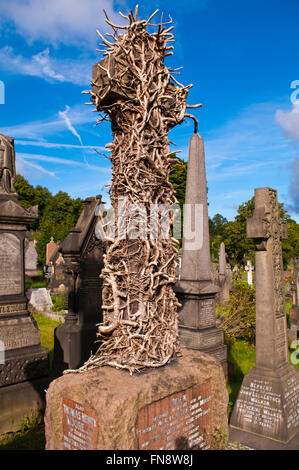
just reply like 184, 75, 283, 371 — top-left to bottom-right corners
177, 133, 217, 294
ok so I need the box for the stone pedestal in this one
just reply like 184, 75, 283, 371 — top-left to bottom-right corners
175, 281, 227, 376
0, 133, 49, 434
290, 305, 299, 327
45, 348, 228, 450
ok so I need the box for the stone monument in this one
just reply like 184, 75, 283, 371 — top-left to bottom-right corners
45, 8, 228, 450
46, 237, 57, 266
230, 187, 299, 450
218, 242, 232, 302
47, 247, 68, 297
0, 133, 49, 434
174, 133, 227, 377
245, 259, 253, 286
27, 287, 53, 312
52, 196, 105, 376
24, 238, 39, 278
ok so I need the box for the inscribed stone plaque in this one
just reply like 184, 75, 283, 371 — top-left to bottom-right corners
198, 298, 216, 328
138, 380, 212, 450
0, 233, 22, 296
62, 398, 98, 450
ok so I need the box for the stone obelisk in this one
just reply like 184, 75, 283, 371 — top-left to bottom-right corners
175, 133, 227, 377
230, 187, 299, 450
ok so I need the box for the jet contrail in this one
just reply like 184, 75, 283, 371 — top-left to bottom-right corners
59, 105, 83, 145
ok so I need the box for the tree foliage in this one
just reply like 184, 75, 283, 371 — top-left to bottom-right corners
218, 279, 256, 344
15, 175, 83, 265
168, 161, 299, 267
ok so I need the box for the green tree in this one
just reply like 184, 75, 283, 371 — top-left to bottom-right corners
169, 154, 187, 209
209, 214, 228, 259
14, 175, 52, 230
35, 191, 83, 265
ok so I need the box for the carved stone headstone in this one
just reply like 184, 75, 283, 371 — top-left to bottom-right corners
0, 133, 49, 434
53, 196, 105, 375
174, 133, 227, 376
25, 239, 39, 278
27, 288, 53, 312
245, 259, 253, 286
230, 187, 299, 449
218, 242, 232, 302
47, 247, 68, 296
46, 237, 57, 266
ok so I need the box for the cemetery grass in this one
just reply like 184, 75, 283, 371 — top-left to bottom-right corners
0, 314, 62, 451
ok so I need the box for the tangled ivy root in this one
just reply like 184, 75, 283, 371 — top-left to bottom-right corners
68, 7, 200, 375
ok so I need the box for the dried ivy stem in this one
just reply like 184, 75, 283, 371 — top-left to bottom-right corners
66, 7, 200, 375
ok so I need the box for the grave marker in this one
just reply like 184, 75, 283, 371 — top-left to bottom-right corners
230, 187, 299, 449
44, 8, 228, 450
0, 133, 49, 434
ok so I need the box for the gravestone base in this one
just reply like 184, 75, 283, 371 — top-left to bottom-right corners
179, 326, 228, 379
0, 376, 50, 435
45, 348, 228, 450
229, 426, 299, 450
290, 305, 299, 327
53, 320, 98, 377
230, 365, 299, 448
0, 345, 49, 386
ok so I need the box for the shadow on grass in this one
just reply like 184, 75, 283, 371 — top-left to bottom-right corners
0, 425, 45, 450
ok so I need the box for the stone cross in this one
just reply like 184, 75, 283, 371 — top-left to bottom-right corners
246, 187, 288, 369
245, 260, 253, 286
230, 187, 299, 448
218, 242, 226, 278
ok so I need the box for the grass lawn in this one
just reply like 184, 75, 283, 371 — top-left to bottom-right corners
0, 314, 62, 451
33, 313, 62, 371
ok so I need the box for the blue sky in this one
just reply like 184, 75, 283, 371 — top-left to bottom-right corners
0, 0, 298, 222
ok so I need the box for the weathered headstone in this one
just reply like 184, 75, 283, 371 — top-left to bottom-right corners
52, 196, 105, 375
24, 238, 39, 278
218, 242, 232, 302
45, 9, 228, 450
46, 237, 57, 266
230, 187, 299, 449
27, 288, 53, 312
245, 259, 253, 286
0, 133, 49, 434
47, 246, 68, 296
174, 133, 227, 377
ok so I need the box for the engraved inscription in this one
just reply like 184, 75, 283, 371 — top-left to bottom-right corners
0, 303, 26, 315
236, 377, 299, 435
199, 298, 216, 328
0, 233, 22, 296
138, 381, 212, 450
62, 398, 98, 450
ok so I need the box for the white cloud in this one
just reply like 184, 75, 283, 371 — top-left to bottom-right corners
15, 139, 105, 151
18, 152, 111, 173
16, 157, 56, 179
0, 0, 127, 46
288, 157, 299, 213
275, 102, 299, 143
0, 46, 92, 85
